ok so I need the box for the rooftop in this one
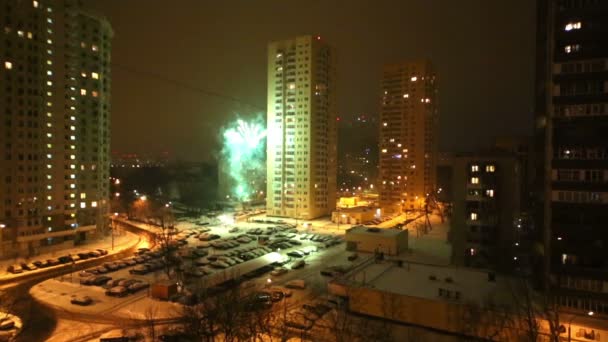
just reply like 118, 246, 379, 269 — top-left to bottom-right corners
339, 260, 512, 306
346, 225, 405, 238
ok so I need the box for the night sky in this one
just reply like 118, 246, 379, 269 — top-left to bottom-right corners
87, 0, 536, 162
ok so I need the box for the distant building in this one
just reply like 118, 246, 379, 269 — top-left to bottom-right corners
450, 153, 521, 271
266, 35, 337, 219
535, 0, 608, 317
0, 0, 112, 258
379, 60, 438, 212
436, 152, 453, 203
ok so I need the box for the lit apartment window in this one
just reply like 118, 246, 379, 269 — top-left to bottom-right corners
486, 189, 494, 197
403, 94, 409, 98
471, 165, 479, 172
411, 76, 417, 82
17, 30, 24, 37
47, 60, 52, 65
81, 72, 87, 78
46, 39, 52, 45
80, 193, 86, 199
486, 165, 495, 172
80, 202, 86, 209
564, 44, 581, 54
80, 89, 86, 95
47, 18, 52, 24
383, 122, 387, 127
46, 70, 52, 76
27, 32, 33, 39
4, 61, 12, 70
91, 201, 98, 208
47, 196, 52, 200
381, 149, 387, 153
470, 212, 478, 221
565, 22, 581, 31
92, 45, 98, 52
91, 72, 99, 79
92, 91, 99, 97
33, 0, 39, 8
471, 177, 479, 184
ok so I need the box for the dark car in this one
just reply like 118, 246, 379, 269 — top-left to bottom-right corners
128, 282, 150, 293
20, 262, 38, 271
77, 252, 91, 260
32, 260, 49, 268
287, 251, 304, 258
97, 248, 109, 255
46, 258, 61, 266
58, 256, 72, 264
7, 265, 23, 274
129, 265, 150, 275
71, 296, 93, 306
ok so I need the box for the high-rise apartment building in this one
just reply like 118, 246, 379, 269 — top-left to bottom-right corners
266, 35, 337, 219
535, 0, 608, 316
0, 0, 112, 257
379, 60, 438, 212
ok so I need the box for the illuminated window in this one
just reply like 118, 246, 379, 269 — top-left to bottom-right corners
383, 122, 387, 127
80, 193, 86, 199
80, 89, 86, 95
91, 72, 99, 79
403, 94, 409, 98
486, 165, 495, 172
80, 202, 86, 209
564, 44, 581, 54
381, 149, 387, 153
46, 39, 52, 45
92, 44, 98, 52
565, 22, 581, 31
471, 177, 479, 184
27, 32, 33, 39
471, 165, 479, 172
81, 72, 87, 78
92, 91, 98, 97
17, 30, 24, 37
486, 189, 494, 197
91, 201, 98, 208
4, 61, 12, 70
46, 70, 52, 76
47, 18, 52, 24
33, 0, 39, 8
411, 76, 417, 82
470, 212, 478, 221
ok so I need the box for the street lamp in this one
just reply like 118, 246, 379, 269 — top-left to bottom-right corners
110, 212, 118, 250
568, 311, 594, 342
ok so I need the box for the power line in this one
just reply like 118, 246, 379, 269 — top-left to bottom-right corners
111, 63, 265, 111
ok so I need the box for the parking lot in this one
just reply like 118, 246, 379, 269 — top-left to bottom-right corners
30, 214, 353, 320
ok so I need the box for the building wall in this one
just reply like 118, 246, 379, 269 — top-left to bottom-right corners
536, 0, 608, 317
379, 60, 438, 212
344, 229, 407, 256
0, 0, 111, 258
450, 156, 520, 270
266, 35, 337, 219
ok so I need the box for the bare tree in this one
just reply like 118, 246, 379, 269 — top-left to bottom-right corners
144, 305, 160, 341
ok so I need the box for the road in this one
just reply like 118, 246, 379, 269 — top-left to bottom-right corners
0, 231, 147, 342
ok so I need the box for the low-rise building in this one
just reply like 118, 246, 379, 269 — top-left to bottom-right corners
332, 206, 378, 225
344, 226, 408, 256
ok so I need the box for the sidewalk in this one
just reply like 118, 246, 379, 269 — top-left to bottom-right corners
0, 230, 138, 278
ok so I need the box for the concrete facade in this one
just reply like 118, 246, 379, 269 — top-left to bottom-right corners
379, 60, 438, 213
0, 0, 112, 258
344, 226, 408, 256
266, 35, 337, 220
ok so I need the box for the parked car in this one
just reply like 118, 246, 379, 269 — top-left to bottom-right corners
129, 265, 149, 275
20, 262, 38, 271
105, 278, 126, 289
291, 260, 306, 269
285, 279, 306, 289
77, 252, 90, 260
32, 260, 49, 268
347, 253, 358, 261
128, 281, 149, 293
287, 251, 304, 258
106, 286, 129, 297
7, 265, 23, 274
46, 258, 61, 266
70, 295, 93, 306
0, 318, 15, 330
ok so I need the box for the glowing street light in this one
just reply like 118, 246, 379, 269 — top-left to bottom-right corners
140, 195, 147, 201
